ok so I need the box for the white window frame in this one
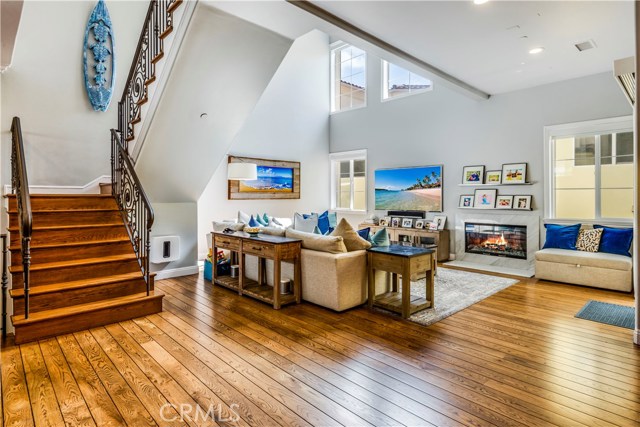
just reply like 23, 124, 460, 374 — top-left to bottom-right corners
330, 149, 367, 212
330, 42, 367, 114
381, 60, 432, 102
543, 115, 633, 225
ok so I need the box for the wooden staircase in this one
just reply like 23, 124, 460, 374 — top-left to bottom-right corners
6, 194, 163, 344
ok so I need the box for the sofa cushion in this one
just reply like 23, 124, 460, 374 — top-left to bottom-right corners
248, 215, 260, 227
535, 248, 632, 271
357, 227, 371, 241
593, 225, 633, 257
258, 226, 286, 237
294, 212, 318, 233
370, 227, 390, 247
331, 218, 372, 251
575, 228, 603, 252
285, 228, 347, 253
542, 223, 580, 250
255, 214, 268, 226
212, 221, 245, 232
237, 210, 251, 224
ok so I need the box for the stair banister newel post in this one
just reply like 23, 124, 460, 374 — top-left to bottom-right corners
10, 117, 33, 320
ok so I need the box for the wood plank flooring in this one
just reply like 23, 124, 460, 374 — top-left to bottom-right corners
2, 268, 639, 426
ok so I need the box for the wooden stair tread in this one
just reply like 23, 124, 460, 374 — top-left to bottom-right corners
5, 194, 114, 198
7, 208, 119, 214
9, 254, 138, 273
11, 291, 163, 325
9, 237, 131, 252
7, 223, 124, 233
10, 272, 145, 298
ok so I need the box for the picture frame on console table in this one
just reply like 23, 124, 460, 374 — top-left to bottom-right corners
432, 215, 447, 230
513, 195, 532, 210
501, 162, 527, 184
228, 155, 300, 200
401, 218, 414, 228
473, 189, 497, 209
414, 219, 424, 229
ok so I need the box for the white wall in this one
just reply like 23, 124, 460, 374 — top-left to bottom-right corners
197, 30, 330, 258
1, 1, 147, 187
330, 53, 632, 251
136, 4, 292, 203
150, 202, 198, 276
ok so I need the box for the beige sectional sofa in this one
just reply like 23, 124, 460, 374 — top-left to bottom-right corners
535, 248, 632, 292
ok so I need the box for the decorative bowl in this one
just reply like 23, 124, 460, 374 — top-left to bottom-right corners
244, 227, 260, 236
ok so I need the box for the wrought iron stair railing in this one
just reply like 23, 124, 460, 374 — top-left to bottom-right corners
119, 0, 182, 147
111, 130, 154, 293
10, 117, 33, 319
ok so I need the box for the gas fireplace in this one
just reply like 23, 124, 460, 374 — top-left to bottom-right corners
465, 222, 527, 260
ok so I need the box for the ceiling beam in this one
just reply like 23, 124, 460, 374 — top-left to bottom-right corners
286, 0, 490, 100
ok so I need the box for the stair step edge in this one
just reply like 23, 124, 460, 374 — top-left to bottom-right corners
8, 223, 124, 232
9, 254, 138, 273
10, 272, 146, 298
9, 237, 131, 251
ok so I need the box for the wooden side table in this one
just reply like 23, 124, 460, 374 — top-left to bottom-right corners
367, 245, 435, 319
212, 231, 301, 309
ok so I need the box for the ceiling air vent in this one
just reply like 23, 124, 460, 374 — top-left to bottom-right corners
575, 40, 596, 52
614, 56, 635, 106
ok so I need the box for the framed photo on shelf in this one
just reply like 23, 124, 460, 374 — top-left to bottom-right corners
485, 170, 502, 184
513, 195, 532, 210
379, 218, 388, 227
432, 215, 447, 230
428, 222, 438, 231
459, 195, 474, 208
401, 218, 414, 228
462, 165, 485, 184
501, 163, 527, 184
496, 195, 514, 209
473, 189, 497, 209
391, 217, 401, 228
414, 219, 425, 229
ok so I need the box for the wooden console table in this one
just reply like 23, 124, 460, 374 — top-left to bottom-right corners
359, 224, 450, 262
212, 231, 301, 309
367, 245, 435, 319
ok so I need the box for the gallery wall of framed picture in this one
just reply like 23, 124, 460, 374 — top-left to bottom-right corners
458, 162, 533, 210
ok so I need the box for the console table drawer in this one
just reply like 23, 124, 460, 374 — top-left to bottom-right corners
243, 241, 275, 257
214, 235, 241, 251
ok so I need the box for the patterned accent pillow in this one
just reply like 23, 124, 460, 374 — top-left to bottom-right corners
575, 228, 603, 252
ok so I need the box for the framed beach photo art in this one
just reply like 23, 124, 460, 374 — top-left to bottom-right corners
513, 195, 532, 210
473, 189, 497, 209
462, 165, 485, 184
496, 195, 513, 209
459, 195, 474, 208
501, 163, 527, 184
401, 218, 414, 228
485, 170, 502, 184
228, 155, 300, 199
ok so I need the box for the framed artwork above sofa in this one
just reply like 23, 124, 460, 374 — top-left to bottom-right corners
228, 155, 300, 200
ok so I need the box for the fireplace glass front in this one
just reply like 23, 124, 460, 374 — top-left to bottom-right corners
465, 222, 527, 260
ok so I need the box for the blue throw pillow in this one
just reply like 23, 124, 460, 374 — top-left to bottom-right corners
255, 214, 267, 226
312, 225, 322, 235
248, 215, 259, 227
262, 213, 270, 225
543, 223, 581, 250
370, 228, 390, 247
317, 211, 330, 234
593, 225, 633, 257
357, 227, 370, 241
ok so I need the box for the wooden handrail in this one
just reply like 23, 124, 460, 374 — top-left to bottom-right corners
10, 117, 33, 319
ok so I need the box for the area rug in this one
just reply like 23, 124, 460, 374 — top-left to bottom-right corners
575, 300, 634, 329
396, 267, 518, 326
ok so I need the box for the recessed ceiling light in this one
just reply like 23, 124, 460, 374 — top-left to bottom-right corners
529, 47, 544, 55
474, 0, 489, 4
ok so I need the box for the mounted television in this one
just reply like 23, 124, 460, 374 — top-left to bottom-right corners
375, 165, 443, 212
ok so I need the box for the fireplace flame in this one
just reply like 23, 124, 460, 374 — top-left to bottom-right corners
482, 233, 508, 248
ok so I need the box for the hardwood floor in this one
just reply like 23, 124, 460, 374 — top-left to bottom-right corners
2, 269, 638, 426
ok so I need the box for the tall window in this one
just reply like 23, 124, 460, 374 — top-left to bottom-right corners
382, 60, 432, 101
544, 117, 633, 221
330, 150, 367, 211
331, 44, 366, 113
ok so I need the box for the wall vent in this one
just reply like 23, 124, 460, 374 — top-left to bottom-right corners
575, 40, 596, 52
614, 56, 635, 106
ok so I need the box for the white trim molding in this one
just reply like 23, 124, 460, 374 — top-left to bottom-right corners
153, 265, 199, 280
2, 175, 111, 195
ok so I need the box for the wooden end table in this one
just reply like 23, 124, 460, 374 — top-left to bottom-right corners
367, 245, 435, 319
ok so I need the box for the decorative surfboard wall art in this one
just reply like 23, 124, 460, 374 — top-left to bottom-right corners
83, 0, 115, 112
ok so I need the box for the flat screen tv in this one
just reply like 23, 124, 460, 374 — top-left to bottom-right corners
375, 165, 443, 212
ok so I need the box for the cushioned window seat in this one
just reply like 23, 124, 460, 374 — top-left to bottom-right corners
535, 248, 632, 292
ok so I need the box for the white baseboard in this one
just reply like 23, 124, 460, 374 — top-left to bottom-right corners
3, 175, 111, 195
153, 265, 199, 280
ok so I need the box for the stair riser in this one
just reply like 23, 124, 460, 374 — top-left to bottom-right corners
8, 210, 122, 228
7, 196, 118, 211
12, 278, 151, 316
11, 241, 133, 265
13, 295, 163, 345
12, 259, 140, 288
10, 226, 128, 247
